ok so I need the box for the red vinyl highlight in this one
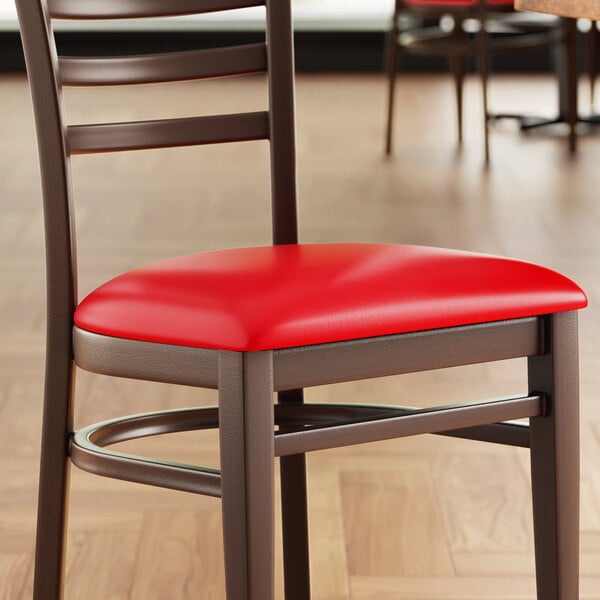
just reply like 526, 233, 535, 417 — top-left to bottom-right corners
75, 243, 587, 351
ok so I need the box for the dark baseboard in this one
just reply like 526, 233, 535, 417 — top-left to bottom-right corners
0, 29, 561, 74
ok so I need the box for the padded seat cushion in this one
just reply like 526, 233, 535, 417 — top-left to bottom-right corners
74, 243, 587, 351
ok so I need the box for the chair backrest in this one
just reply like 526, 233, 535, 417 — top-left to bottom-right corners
16, 0, 298, 350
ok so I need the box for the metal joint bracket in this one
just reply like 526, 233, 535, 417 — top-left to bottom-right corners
533, 392, 549, 417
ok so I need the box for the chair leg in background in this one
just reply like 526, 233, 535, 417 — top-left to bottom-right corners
33, 354, 75, 600
279, 389, 311, 600
588, 23, 598, 107
528, 312, 580, 600
563, 18, 578, 154
385, 1, 401, 155
478, 23, 491, 164
219, 350, 276, 600
449, 21, 467, 147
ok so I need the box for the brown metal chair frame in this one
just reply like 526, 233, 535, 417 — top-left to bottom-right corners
17, 0, 580, 598
385, 0, 564, 161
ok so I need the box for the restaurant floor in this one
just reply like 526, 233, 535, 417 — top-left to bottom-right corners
1, 72, 599, 599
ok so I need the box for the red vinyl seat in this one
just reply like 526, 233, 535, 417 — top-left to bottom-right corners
75, 243, 587, 352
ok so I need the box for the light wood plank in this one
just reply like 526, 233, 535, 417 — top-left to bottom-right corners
351, 575, 600, 599
433, 453, 534, 553
306, 462, 351, 599
64, 532, 139, 599
0, 554, 30, 600
453, 551, 535, 576
341, 466, 454, 576
130, 510, 224, 600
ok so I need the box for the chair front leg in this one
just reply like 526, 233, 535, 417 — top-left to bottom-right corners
218, 350, 276, 600
528, 311, 580, 600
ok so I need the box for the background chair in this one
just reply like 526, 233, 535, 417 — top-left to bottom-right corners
585, 20, 600, 126
16, 0, 586, 598
588, 21, 598, 105
385, 0, 563, 161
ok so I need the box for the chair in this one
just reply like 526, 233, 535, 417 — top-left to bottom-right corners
385, 0, 562, 161
589, 22, 598, 105
16, 0, 586, 598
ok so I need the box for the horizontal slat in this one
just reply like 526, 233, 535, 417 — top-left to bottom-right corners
274, 395, 544, 456
436, 421, 530, 447
275, 403, 532, 448
73, 319, 541, 391
59, 44, 267, 86
273, 318, 542, 391
67, 111, 269, 154
70, 396, 532, 496
74, 327, 219, 388
48, 0, 265, 19
71, 436, 222, 497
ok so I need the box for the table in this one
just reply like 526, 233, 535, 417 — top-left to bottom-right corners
516, 0, 600, 20
516, 0, 600, 152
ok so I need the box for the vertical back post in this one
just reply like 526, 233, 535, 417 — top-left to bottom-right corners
265, 0, 299, 245
15, 1, 77, 597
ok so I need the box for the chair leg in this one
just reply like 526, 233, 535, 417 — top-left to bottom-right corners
477, 22, 490, 164
33, 353, 75, 600
563, 18, 578, 154
385, 2, 401, 155
588, 24, 598, 107
528, 312, 580, 600
279, 389, 311, 600
449, 22, 467, 148
219, 350, 275, 600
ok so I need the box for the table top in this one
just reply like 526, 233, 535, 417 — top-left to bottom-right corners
515, 0, 600, 20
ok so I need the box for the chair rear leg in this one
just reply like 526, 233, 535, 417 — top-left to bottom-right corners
385, 0, 401, 155
219, 351, 275, 600
528, 312, 580, 600
279, 389, 311, 600
33, 353, 75, 600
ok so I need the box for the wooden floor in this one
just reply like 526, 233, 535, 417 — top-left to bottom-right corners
2, 71, 600, 599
